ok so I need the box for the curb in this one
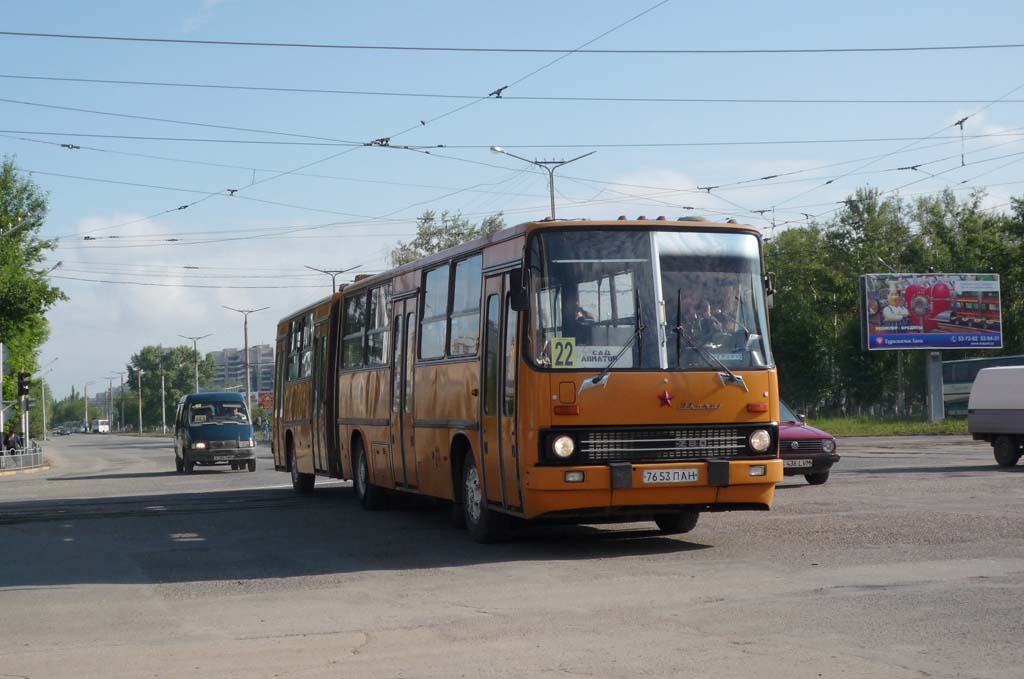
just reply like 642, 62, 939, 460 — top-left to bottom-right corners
0, 464, 51, 477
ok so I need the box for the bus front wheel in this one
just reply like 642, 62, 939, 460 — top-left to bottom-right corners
993, 436, 1021, 467
654, 511, 699, 535
461, 455, 507, 542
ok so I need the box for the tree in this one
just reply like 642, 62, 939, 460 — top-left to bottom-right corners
1, 157, 65, 431
125, 345, 218, 431
389, 210, 505, 266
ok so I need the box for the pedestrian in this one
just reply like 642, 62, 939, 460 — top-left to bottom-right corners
262, 419, 271, 441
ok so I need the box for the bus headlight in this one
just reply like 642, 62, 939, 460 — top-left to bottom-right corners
192, 442, 207, 450
552, 435, 576, 458
822, 439, 836, 454
748, 429, 771, 453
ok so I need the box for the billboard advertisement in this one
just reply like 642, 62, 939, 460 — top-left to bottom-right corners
861, 273, 1002, 351
258, 391, 274, 410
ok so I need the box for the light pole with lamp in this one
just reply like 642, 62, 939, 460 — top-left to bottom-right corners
84, 380, 95, 429
109, 371, 126, 431
137, 368, 145, 436
38, 357, 58, 441
222, 306, 269, 413
303, 265, 360, 294
178, 334, 212, 393
490, 147, 595, 219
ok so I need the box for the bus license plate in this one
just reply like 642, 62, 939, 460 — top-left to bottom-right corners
784, 459, 813, 468
642, 469, 699, 484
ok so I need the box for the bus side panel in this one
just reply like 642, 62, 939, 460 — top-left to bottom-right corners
413, 361, 480, 500
273, 333, 288, 469
284, 379, 314, 475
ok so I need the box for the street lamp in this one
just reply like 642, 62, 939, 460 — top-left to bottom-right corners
178, 334, 212, 393
109, 371, 126, 431
137, 368, 144, 436
490, 146, 595, 219
304, 265, 360, 294
39, 360, 57, 441
223, 306, 269, 413
84, 380, 96, 427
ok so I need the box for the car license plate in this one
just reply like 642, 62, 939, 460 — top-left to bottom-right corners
214, 455, 234, 462
784, 459, 813, 468
642, 469, 699, 484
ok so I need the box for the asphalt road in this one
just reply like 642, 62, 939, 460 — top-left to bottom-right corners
1, 433, 1022, 678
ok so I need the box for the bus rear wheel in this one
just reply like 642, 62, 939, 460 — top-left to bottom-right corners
289, 448, 314, 492
653, 511, 699, 535
993, 436, 1021, 467
461, 455, 507, 542
354, 442, 386, 509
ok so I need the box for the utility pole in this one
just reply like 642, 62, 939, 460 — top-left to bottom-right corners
179, 334, 211, 393
304, 265, 360, 294
110, 371, 126, 431
84, 381, 95, 427
160, 365, 167, 434
490, 147, 596, 219
223, 306, 269, 413
137, 369, 144, 436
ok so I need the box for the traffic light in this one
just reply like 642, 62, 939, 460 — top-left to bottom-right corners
17, 371, 31, 397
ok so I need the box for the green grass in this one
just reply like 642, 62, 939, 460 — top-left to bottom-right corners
806, 416, 968, 437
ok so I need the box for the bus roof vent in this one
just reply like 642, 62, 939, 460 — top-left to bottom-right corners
353, 273, 372, 282
678, 214, 708, 222
656, 215, 666, 220
637, 215, 647, 220
617, 215, 627, 220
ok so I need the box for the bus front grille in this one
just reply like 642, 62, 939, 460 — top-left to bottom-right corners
580, 427, 749, 463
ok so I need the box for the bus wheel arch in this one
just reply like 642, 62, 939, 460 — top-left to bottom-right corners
454, 435, 507, 542
285, 431, 295, 470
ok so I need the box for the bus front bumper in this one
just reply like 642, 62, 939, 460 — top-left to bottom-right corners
522, 458, 783, 520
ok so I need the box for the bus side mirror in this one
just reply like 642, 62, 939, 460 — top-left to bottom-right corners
510, 267, 529, 312
765, 272, 776, 309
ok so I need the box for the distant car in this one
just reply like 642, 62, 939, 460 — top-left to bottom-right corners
779, 401, 839, 485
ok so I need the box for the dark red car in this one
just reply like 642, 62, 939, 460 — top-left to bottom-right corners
779, 401, 839, 485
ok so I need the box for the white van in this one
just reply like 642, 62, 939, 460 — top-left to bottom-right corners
90, 419, 110, 434
967, 366, 1024, 467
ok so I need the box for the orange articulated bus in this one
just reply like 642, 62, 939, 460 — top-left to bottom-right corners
273, 218, 783, 541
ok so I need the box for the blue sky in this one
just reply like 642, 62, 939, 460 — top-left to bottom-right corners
3, 0, 1024, 396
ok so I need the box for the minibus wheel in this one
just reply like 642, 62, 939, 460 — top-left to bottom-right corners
805, 471, 830, 485
175, 456, 183, 473
462, 455, 507, 542
654, 511, 699, 535
993, 436, 1021, 467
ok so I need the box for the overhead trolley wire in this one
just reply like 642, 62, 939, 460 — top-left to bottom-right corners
7, 73, 1024, 106
3, 30, 1024, 55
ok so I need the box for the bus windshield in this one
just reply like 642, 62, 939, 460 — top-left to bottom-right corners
527, 229, 772, 371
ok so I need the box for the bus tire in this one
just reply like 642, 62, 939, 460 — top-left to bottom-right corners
354, 441, 386, 510
289, 448, 314, 492
175, 456, 184, 473
183, 452, 195, 474
993, 436, 1021, 467
461, 454, 507, 542
805, 471, 830, 485
654, 511, 699, 535
247, 459, 256, 473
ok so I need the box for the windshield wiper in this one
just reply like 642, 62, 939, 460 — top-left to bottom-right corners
673, 324, 749, 392
579, 322, 646, 396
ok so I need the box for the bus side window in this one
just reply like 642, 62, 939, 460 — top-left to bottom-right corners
421, 265, 449, 360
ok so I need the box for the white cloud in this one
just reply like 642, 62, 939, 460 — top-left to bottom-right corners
43, 211, 392, 398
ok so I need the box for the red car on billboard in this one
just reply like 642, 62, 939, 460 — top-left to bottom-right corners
779, 401, 839, 485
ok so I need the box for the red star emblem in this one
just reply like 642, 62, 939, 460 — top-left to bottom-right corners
658, 389, 673, 407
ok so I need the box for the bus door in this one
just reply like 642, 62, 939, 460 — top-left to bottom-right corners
390, 298, 419, 488
312, 333, 328, 472
481, 273, 522, 509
